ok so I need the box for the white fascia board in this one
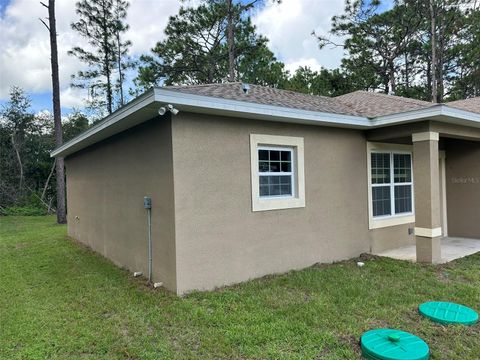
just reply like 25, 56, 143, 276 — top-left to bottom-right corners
441, 105, 480, 123
371, 104, 480, 127
51, 90, 156, 158
153, 88, 370, 128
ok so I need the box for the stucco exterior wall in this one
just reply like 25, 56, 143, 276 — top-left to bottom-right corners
171, 112, 371, 294
370, 224, 415, 253
445, 139, 480, 239
65, 117, 177, 292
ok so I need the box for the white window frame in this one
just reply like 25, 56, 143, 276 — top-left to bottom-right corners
250, 134, 305, 211
367, 142, 415, 229
258, 146, 295, 199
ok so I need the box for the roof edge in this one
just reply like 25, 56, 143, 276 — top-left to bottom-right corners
51, 89, 156, 158
371, 104, 480, 127
51, 89, 480, 158
153, 87, 370, 126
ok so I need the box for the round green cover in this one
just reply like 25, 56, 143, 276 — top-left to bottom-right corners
361, 329, 430, 360
419, 301, 478, 325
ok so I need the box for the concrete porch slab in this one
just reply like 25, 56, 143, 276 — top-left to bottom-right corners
375, 237, 480, 263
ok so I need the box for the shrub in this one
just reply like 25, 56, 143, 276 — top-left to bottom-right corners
2, 206, 48, 216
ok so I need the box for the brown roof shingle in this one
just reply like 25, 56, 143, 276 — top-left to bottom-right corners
334, 91, 434, 118
446, 97, 480, 114
165, 83, 480, 118
166, 82, 362, 116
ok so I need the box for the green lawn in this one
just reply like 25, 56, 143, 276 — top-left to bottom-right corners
0, 217, 479, 359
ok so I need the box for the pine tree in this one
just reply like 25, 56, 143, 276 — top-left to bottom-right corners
69, 0, 131, 115
136, 2, 286, 89
41, 0, 66, 223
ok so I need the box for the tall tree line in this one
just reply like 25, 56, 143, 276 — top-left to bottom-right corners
2, 0, 479, 215
315, 0, 480, 102
0, 88, 89, 215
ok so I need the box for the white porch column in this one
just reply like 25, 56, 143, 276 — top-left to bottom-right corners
412, 132, 442, 263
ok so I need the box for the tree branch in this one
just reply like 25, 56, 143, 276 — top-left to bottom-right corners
39, 18, 50, 31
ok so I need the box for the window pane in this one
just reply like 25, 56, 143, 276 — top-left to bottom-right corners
281, 162, 291, 172
269, 161, 281, 172
260, 185, 269, 196
259, 150, 268, 161
270, 150, 280, 161
259, 161, 269, 172
394, 185, 412, 214
269, 176, 280, 185
281, 184, 291, 194
372, 186, 391, 216
394, 154, 412, 183
259, 175, 292, 197
281, 151, 291, 161
371, 153, 391, 184
279, 175, 291, 184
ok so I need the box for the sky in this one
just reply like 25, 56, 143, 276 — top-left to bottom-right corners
0, 0, 390, 114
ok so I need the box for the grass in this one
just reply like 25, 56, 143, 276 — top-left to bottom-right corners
0, 216, 479, 359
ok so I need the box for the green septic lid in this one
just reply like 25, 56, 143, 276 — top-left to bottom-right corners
361, 329, 430, 360
419, 301, 478, 325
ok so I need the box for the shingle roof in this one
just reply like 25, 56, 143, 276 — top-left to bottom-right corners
446, 97, 480, 114
165, 83, 480, 118
334, 90, 434, 118
166, 82, 362, 116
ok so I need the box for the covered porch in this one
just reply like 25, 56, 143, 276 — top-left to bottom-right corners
368, 119, 480, 263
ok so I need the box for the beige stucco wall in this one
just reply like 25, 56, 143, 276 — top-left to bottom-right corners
370, 224, 415, 253
445, 139, 480, 239
65, 117, 177, 292
171, 112, 371, 294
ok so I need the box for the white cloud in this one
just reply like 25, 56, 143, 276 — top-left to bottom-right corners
252, 0, 346, 72
60, 87, 89, 109
0, 0, 349, 107
0, 0, 182, 103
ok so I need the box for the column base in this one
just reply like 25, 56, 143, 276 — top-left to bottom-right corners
416, 236, 442, 263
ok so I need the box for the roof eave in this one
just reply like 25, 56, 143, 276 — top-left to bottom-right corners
51, 90, 480, 159
371, 104, 480, 128
153, 88, 370, 128
51, 89, 157, 158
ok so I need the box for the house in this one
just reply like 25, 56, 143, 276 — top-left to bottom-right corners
51, 83, 480, 295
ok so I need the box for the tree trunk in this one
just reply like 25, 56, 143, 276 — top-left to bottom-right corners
405, 53, 410, 93
430, 0, 438, 103
47, 0, 67, 224
11, 134, 24, 194
227, 0, 235, 82
41, 159, 56, 202
116, 29, 124, 106
437, 12, 445, 102
102, 1, 113, 114
389, 60, 396, 94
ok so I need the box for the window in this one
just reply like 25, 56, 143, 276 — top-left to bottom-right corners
250, 134, 305, 211
368, 143, 415, 229
258, 148, 293, 198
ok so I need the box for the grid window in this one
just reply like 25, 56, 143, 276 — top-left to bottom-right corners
371, 152, 413, 217
258, 148, 293, 197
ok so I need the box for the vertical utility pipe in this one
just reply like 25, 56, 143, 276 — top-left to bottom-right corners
144, 196, 152, 283
147, 205, 152, 283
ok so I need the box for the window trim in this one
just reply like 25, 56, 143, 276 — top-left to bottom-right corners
367, 142, 415, 229
250, 134, 305, 212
